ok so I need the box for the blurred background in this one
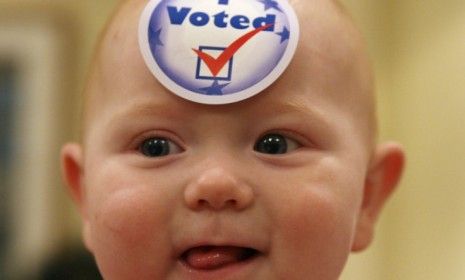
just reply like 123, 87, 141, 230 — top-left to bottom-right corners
0, 0, 464, 279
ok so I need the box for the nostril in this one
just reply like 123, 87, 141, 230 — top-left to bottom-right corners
199, 198, 237, 210
198, 199, 208, 208
225, 199, 237, 207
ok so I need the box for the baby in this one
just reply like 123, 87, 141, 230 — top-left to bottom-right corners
61, 0, 405, 279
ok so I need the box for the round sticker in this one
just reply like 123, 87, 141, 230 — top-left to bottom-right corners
139, 0, 299, 105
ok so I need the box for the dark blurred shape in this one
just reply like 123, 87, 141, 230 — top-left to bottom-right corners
0, 60, 16, 166
39, 246, 102, 280
0, 60, 16, 279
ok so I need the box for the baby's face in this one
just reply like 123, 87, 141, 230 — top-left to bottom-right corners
62, 1, 404, 279
83, 79, 369, 280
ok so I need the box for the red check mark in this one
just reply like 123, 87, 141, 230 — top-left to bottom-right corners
193, 24, 273, 77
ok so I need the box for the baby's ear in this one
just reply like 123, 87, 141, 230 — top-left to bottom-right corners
61, 143, 92, 251
352, 142, 405, 252
61, 143, 85, 210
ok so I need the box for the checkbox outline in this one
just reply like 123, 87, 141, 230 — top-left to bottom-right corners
195, 46, 234, 81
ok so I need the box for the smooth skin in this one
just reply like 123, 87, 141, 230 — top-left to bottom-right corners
62, 0, 405, 279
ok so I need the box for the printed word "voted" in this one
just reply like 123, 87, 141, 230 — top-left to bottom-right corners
167, 6, 276, 31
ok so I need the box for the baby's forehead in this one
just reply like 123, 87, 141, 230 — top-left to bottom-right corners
93, 0, 362, 91
84, 0, 375, 146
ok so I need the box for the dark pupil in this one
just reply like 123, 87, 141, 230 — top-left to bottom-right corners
255, 134, 287, 154
141, 138, 170, 157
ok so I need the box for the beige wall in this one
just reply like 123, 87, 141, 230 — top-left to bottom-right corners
343, 0, 465, 279
385, 1, 465, 279
1, 0, 465, 279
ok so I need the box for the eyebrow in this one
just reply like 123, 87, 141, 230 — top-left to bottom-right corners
107, 95, 334, 131
256, 97, 334, 129
111, 97, 185, 121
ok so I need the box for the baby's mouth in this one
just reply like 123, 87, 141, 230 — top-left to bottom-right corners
180, 246, 259, 270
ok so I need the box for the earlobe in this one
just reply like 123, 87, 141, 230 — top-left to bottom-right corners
352, 142, 405, 252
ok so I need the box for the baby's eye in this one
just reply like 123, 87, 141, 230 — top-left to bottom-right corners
254, 133, 300, 155
139, 137, 182, 158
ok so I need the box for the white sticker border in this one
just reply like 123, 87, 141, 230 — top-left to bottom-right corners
139, 0, 300, 105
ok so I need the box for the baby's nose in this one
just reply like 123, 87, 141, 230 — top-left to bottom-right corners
184, 167, 254, 211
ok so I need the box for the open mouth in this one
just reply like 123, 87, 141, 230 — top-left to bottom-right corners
180, 246, 260, 271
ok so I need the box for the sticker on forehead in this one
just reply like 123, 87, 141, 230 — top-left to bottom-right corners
139, 0, 299, 105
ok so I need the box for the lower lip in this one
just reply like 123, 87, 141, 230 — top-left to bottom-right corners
177, 254, 262, 280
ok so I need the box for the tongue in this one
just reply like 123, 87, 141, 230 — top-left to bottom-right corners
184, 246, 247, 270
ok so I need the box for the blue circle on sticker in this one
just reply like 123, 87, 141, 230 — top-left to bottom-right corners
139, 0, 299, 104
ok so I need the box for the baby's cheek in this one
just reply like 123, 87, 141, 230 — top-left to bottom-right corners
92, 186, 171, 246
273, 184, 354, 279
286, 187, 346, 241
88, 185, 176, 279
